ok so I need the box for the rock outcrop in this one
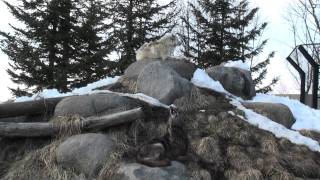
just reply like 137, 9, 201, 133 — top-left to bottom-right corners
119, 58, 196, 93
55, 93, 138, 117
206, 66, 256, 99
242, 102, 295, 128
56, 133, 114, 178
136, 61, 193, 104
1, 58, 320, 180
116, 161, 188, 180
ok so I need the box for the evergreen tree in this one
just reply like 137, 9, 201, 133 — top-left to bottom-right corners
179, 0, 267, 67
250, 52, 279, 93
0, 0, 114, 96
179, 0, 278, 92
106, 0, 178, 74
71, 0, 116, 88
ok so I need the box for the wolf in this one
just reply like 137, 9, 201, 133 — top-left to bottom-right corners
136, 33, 180, 61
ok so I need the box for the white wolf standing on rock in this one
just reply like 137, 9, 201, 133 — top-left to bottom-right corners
136, 33, 181, 61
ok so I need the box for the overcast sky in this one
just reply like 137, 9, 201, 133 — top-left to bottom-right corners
0, 0, 300, 102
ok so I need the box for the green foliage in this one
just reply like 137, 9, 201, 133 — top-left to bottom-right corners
179, 0, 277, 93
251, 52, 279, 93
0, 0, 114, 96
180, 0, 267, 68
106, 0, 179, 74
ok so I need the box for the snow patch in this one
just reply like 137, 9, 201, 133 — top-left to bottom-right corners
191, 68, 320, 152
250, 93, 320, 132
15, 76, 120, 102
231, 99, 320, 152
191, 69, 227, 94
90, 90, 170, 109
223, 60, 250, 71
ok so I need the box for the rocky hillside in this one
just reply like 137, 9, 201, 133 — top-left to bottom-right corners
1, 58, 320, 180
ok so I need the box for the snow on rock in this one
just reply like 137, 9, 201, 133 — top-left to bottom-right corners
231, 99, 320, 152
191, 68, 320, 152
191, 69, 227, 94
250, 93, 320, 133
13, 74, 171, 109
15, 76, 120, 102
90, 90, 171, 109
223, 59, 250, 71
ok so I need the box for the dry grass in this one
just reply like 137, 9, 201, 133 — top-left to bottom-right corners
186, 162, 211, 180
267, 169, 294, 180
192, 136, 221, 164
118, 77, 137, 93
299, 129, 320, 143
261, 139, 279, 154
224, 169, 238, 180
50, 115, 82, 138
174, 86, 212, 112
227, 146, 254, 171
2, 115, 86, 180
97, 116, 168, 180
237, 168, 263, 180
3, 139, 80, 180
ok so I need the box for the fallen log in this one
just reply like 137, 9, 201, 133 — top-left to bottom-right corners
0, 97, 65, 118
0, 107, 143, 137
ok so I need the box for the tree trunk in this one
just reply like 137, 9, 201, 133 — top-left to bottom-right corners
0, 107, 143, 137
0, 97, 65, 118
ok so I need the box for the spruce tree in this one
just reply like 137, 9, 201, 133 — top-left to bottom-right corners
0, 0, 114, 96
179, 0, 278, 92
71, 0, 116, 88
106, 0, 178, 74
179, 0, 267, 67
250, 52, 279, 93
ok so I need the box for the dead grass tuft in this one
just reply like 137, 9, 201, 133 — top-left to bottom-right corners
267, 169, 294, 180
3, 139, 80, 180
118, 77, 137, 93
299, 129, 320, 143
192, 136, 221, 164
261, 139, 279, 154
174, 86, 212, 112
186, 162, 211, 180
224, 169, 238, 180
227, 146, 253, 171
237, 168, 263, 180
50, 115, 82, 138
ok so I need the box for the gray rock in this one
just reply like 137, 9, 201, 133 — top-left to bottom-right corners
242, 102, 295, 128
54, 93, 137, 117
119, 60, 156, 91
119, 58, 196, 92
117, 161, 189, 180
206, 66, 255, 99
162, 58, 197, 80
136, 61, 192, 105
56, 133, 114, 178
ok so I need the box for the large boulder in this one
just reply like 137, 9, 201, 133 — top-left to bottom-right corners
136, 61, 192, 105
242, 102, 295, 128
119, 58, 196, 92
161, 58, 197, 80
119, 60, 156, 91
56, 133, 114, 178
54, 93, 137, 117
206, 66, 255, 99
117, 161, 189, 180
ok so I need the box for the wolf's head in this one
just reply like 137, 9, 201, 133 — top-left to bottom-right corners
160, 33, 181, 47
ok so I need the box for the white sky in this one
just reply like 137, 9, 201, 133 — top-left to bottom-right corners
0, 0, 301, 102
